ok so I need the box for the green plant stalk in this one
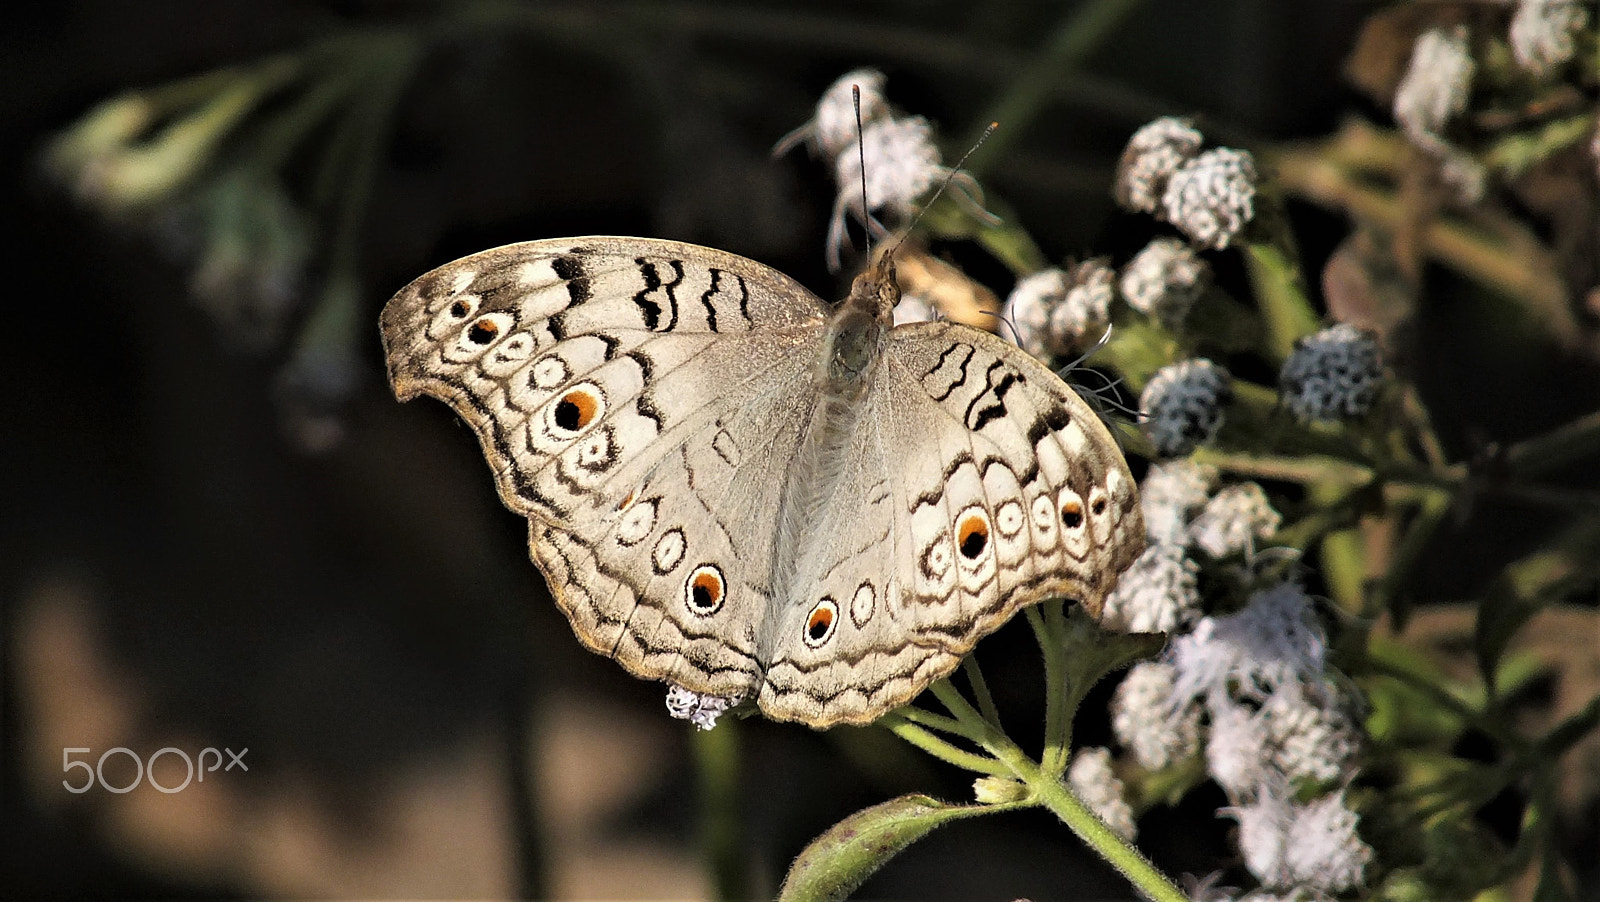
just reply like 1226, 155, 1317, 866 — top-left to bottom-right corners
879, 714, 1010, 776
1242, 240, 1320, 362
962, 0, 1148, 176
928, 683, 1184, 902
963, 657, 1004, 727
693, 720, 749, 902
1313, 480, 1367, 615
1025, 606, 1071, 778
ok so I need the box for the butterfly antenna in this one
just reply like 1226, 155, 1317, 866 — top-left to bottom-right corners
883, 121, 999, 262
854, 84, 872, 259
977, 305, 1025, 347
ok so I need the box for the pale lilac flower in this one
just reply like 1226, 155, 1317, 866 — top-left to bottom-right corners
1510, 0, 1589, 77
1206, 698, 1271, 795
1121, 237, 1210, 327
1115, 117, 1204, 214
665, 685, 738, 730
774, 68, 890, 159
1067, 747, 1137, 840
1262, 682, 1360, 785
1169, 581, 1328, 707
1112, 661, 1202, 770
1102, 544, 1202, 634
1279, 323, 1384, 422
1229, 785, 1371, 891
1004, 267, 1070, 360
1139, 460, 1218, 546
1162, 148, 1258, 250
1141, 358, 1232, 458
1188, 482, 1281, 559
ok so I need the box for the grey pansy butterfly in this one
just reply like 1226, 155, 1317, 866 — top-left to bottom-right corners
380, 237, 1145, 728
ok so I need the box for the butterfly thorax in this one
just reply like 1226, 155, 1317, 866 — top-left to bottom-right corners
818, 256, 898, 400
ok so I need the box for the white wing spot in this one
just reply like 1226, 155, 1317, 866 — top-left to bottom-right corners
996, 500, 1026, 538
532, 355, 570, 389
615, 499, 656, 545
516, 257, 561, 287
653, 528, 686, 573
849, 582, 875, 628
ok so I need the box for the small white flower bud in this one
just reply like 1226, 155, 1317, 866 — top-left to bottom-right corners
1003, 259, 1114, 361
973, 775, 1029, 804
1121, 237, 1210, 327
1067, 747, 1137, 841
1115, 117, 1204, 214
774, 68, 890, 159
1102, 544, 1202, 634
1161, 148, 1259, 250
1140, 358, 1232, 458
1279, 323, 1384, 423
1188, 482, 1281, 559
1510, 0, 1588, 77
1262, 682, 1360, 785
1140, 460, 1218, 545
665, 685, 739, 731
1394, 26, 1474, 142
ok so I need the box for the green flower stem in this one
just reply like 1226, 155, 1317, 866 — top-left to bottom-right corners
1482, 113, 1596, 177
1241, 239, 1320, 363
1313, 480, 1367, 615
1505, 408, 1600, 479
879, 714, 1010, 776
962, 658, 1004, 727
989, 743, 1186, 902
928, 681, 1184, 902
893, 704, 983, 740
1025, 606, 1072, 779
961, 0, 1148, 176
693, 719, 749, 902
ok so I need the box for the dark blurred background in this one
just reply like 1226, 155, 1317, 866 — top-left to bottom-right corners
3, 1, 1596, 899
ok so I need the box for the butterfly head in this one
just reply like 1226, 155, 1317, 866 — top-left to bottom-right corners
844, 249, 900, 323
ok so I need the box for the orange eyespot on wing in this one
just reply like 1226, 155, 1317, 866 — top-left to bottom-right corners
804, 598, 839, 647
686, 565, 726, 615
957, 510, 990, 560
466, 317, 501, 345
1060, 497, 1084, 529
554, 386, 601, 433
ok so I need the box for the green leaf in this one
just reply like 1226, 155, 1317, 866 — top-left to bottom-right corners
1055, 606, 1167, 705
777, 794, 1000, 902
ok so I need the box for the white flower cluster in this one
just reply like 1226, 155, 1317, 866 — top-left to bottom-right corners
778, 69, 986, 270
1103, 461, 1281, 637
1393, 25, 1485, 202
1109, 469, 1364, 895
1115, 118, 1259, 250
1509, 0, 1590, 77
664, 685, 739, 731
1067, 747, 1138, 840
1279, 323, 1385, 423
1189, 483, 1282, 559
1120, 237, 1210, 328
1167, 583, 1367, 892
1140, 358, 1232, 458
1002, 259, 1114, 361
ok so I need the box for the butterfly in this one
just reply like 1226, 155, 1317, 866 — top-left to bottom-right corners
380, 237, 1144, 728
